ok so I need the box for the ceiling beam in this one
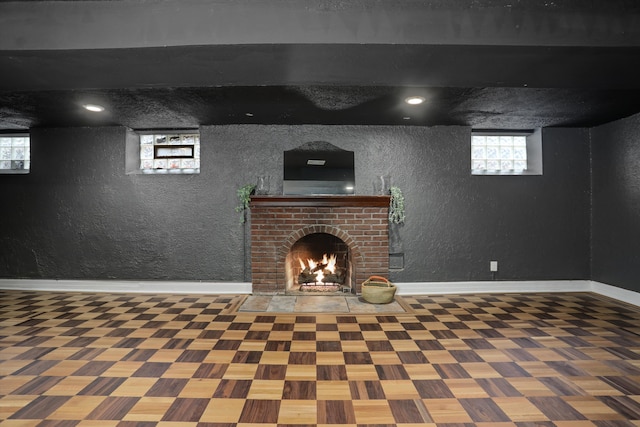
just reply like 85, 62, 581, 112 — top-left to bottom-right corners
1, 0, 640, 51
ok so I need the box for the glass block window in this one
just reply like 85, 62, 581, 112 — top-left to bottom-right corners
471, 130, 541, 175
0, 135, 30, 174
139, 132, 200, 174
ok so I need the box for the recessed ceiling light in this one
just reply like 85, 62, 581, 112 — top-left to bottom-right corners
404, 96, 425, 105
83, 104, 105, 112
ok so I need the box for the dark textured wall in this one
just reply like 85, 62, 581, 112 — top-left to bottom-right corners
592, 114, 640, 292
0, 127, 246, 281
0, 124, 591, 285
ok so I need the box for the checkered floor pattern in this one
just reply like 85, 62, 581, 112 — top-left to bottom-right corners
0, 290, 639, 426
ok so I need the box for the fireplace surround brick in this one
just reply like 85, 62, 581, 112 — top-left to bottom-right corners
250, 195, 390, 294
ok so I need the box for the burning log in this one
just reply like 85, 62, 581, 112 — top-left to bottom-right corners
298, 268, 318, 284
321, 267, 345, 284
310, 263, 326, 273
298, 268, 345, 285
297, 254, 345, 286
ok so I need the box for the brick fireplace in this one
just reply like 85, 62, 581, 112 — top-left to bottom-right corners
250, 195, 390, 294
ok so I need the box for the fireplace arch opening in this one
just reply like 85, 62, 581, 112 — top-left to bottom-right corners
285, 232, 353, 294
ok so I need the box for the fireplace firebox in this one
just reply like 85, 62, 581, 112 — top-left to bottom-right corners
287, 232, 350, 293
250, 195, 390, 295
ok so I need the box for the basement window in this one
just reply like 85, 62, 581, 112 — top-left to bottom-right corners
471, 129, 542, 175
132, 131, 200, 174
0, 134, 30, 174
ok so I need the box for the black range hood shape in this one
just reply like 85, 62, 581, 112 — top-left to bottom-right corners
283, 141, 355, 195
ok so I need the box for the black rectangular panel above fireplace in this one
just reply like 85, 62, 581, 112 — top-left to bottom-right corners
283, 142, 355, 195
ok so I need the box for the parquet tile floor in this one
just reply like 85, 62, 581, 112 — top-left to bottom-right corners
0, 290, 639, 426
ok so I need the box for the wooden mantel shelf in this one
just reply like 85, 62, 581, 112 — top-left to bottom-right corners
250, 195, 390, 208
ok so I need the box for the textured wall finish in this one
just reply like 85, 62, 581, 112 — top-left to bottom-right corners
0, 124, 591, 288
591, 113, 640, 292
0, 126, 246, 283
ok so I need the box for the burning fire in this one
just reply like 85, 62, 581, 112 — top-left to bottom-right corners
298, 253, 337, 284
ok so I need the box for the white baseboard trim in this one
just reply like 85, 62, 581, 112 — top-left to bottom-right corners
0, 279, 637, 307
395, 280, 639, 308
0, 279, 252, 295
395, 280, 592, 296
590, 281, 640, 307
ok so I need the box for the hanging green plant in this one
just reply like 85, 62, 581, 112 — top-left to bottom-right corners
235, 183, 256, 223
389, 186, 405, 224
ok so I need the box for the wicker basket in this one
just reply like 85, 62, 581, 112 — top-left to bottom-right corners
361, 276, 397, 304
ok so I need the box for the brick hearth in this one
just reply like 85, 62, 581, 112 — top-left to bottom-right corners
250, 195, 390, 294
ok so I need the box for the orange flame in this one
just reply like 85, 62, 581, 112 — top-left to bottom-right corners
298, 253, 338, 284
323, 253, 337, 273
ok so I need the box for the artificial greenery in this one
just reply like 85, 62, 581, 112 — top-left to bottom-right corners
389, 186, 405, 224
235, 183, 256, 223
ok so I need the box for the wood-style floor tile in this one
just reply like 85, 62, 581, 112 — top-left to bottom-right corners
8, 395, 71, 419
0, 290, 639, 426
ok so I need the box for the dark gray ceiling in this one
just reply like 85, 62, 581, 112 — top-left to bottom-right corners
2, 0, 640, 131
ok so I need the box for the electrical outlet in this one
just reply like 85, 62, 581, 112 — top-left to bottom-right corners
490, 261, 498, 272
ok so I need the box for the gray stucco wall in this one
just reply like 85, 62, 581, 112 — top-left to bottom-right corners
0, 124, 591, 286
592, 113, 640, 292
